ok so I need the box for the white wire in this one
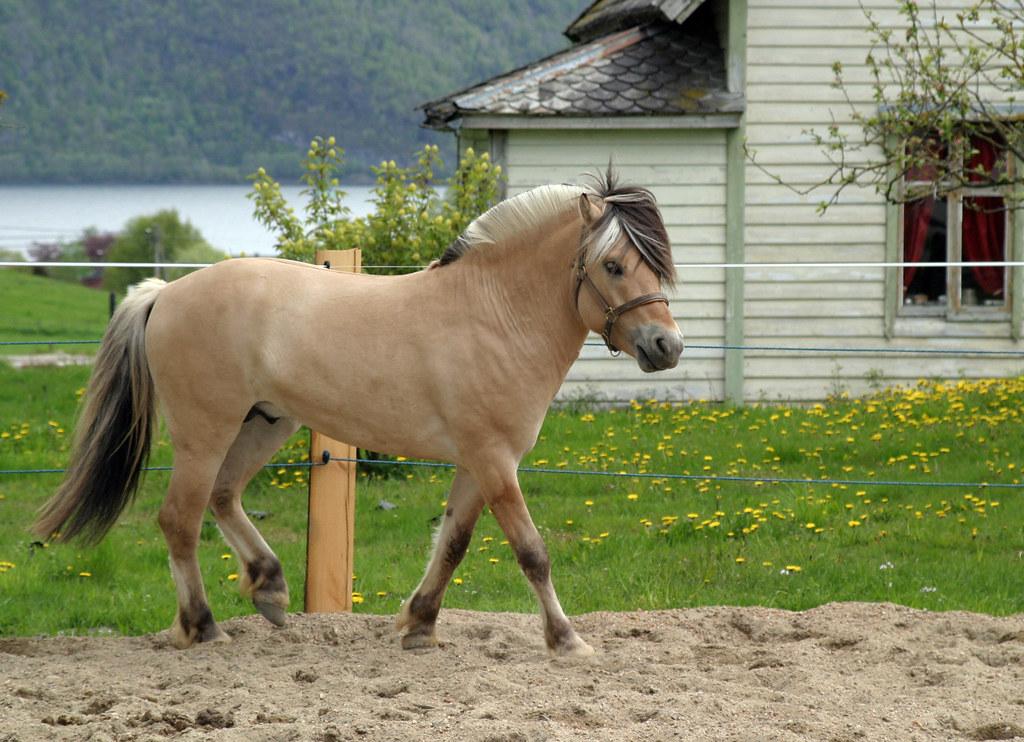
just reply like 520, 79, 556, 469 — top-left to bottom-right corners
5, 260, 1024, 270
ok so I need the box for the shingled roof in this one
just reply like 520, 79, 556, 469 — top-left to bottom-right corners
420, 0, 740, 130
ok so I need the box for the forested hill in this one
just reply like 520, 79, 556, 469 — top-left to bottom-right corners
0, 0, 579, 183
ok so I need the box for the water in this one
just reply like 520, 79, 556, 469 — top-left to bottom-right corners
0, 184, 376, 259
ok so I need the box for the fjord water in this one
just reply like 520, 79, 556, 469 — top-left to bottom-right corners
0, 184, 375, 258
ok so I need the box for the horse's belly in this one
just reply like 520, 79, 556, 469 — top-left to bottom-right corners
292, 392, 458, 462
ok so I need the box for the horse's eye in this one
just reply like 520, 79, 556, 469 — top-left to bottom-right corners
604, 260, 623, 277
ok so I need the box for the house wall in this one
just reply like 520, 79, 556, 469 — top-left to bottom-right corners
745, 0, 1024, 400
478, 127, 729, 403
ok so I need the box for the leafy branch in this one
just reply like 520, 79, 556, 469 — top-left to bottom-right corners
747, 0, 1024, 212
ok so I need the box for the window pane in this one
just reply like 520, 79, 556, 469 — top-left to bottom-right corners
903, 197, 947, 306
961, 195, 1006, 306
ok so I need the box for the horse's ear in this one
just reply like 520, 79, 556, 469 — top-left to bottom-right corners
578, 192, 604, 227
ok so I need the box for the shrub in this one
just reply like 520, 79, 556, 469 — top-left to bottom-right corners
249, 136, 502, 273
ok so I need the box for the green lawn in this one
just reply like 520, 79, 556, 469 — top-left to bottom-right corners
0, 269, 110, 352
1, 271, 1023, 638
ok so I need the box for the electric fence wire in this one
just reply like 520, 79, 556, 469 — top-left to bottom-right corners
2, 455, 1021, 493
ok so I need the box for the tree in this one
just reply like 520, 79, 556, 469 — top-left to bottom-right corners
103, 211, 226, 294
249, 136, 503, 272
750, 0, 1024, 211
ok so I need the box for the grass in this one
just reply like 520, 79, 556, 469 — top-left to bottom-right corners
0, 269, 110, 352
1, 356, 1023, 637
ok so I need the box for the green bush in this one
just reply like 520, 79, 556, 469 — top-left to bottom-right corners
249, 136, 502, 273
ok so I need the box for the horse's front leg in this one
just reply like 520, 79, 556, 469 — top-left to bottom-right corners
478, 465, 594, 657
396, 469, 483, 649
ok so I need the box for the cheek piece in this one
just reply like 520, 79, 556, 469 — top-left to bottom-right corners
573, 255, 669, 355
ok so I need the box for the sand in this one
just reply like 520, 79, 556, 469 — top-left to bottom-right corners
2, 602, 1023, 741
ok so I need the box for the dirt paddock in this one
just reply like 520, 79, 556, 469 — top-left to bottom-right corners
1, 602, 1023, 741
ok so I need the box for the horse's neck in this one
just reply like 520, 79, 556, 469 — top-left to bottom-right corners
455, 218, 589, 377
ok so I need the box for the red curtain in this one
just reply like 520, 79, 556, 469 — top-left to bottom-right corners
962, 137, 1005, 297
962, 194, 1005, 297
903, 197, 935, 290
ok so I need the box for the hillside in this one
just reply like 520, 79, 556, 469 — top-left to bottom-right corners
0, 269, 110, 348
0, 0, 580, 183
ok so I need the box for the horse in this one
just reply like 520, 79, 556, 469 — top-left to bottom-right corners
34, 169, 684, 656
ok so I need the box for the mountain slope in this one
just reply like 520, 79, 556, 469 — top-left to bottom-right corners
0, 0, 580, 183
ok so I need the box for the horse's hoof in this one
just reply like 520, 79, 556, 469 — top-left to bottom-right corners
255, 599, 288, 627
199, 624, 232, 644
552, 634, 595, 658
169, 609, 228, 648
401, 629, 439, 651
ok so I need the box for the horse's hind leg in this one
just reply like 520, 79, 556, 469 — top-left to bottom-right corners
158, 444, 237, 649
396, 469, 483, 649
209, 415, 300, 627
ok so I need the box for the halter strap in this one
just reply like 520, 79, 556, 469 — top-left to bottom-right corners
574, 258, 669, 355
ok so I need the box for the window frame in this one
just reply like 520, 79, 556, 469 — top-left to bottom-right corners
898, 185, 1012, 320
885, 135, 1022, 338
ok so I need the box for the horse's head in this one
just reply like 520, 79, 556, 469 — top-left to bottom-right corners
574, 179, 683, 373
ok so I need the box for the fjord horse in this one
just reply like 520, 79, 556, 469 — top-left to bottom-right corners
35, 171, 683, 656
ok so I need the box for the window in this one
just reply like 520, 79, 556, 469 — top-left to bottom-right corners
901, 134, 1011, 315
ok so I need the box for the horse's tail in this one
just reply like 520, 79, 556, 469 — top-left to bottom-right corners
34, 278, 167, 544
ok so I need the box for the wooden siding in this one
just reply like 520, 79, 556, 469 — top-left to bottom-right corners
745, 0, 1024, 400
503, 128, 728, 402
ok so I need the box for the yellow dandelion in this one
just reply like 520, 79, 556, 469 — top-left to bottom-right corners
227, 573, 238, 581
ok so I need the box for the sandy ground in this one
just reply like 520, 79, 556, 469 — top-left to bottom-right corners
1, 603, 1023, 742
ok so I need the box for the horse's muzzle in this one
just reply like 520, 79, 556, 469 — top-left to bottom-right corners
633, 326, 684, 373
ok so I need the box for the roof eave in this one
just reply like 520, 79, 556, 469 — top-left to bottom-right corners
443, 109, 745, 131
566, 0, 709, 43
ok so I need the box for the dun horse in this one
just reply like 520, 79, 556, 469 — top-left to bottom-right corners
35, 170, 684, 656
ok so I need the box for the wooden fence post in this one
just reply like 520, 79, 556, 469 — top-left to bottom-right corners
305, 248, 361, 612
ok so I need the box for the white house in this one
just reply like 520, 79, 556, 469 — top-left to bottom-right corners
422, 0, 1023, 402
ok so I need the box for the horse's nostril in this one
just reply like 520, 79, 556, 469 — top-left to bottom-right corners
656, 336, 669, 356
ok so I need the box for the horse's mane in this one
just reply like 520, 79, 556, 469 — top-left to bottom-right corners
438, 168, 675, 287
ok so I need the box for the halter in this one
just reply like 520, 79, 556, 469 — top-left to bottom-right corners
574, 256, 669, 355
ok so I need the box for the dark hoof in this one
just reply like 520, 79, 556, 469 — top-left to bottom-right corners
401, 630, 439, 651
255, 600, 288, 627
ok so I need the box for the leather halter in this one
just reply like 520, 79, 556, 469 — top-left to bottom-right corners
574, 256, 669, 355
